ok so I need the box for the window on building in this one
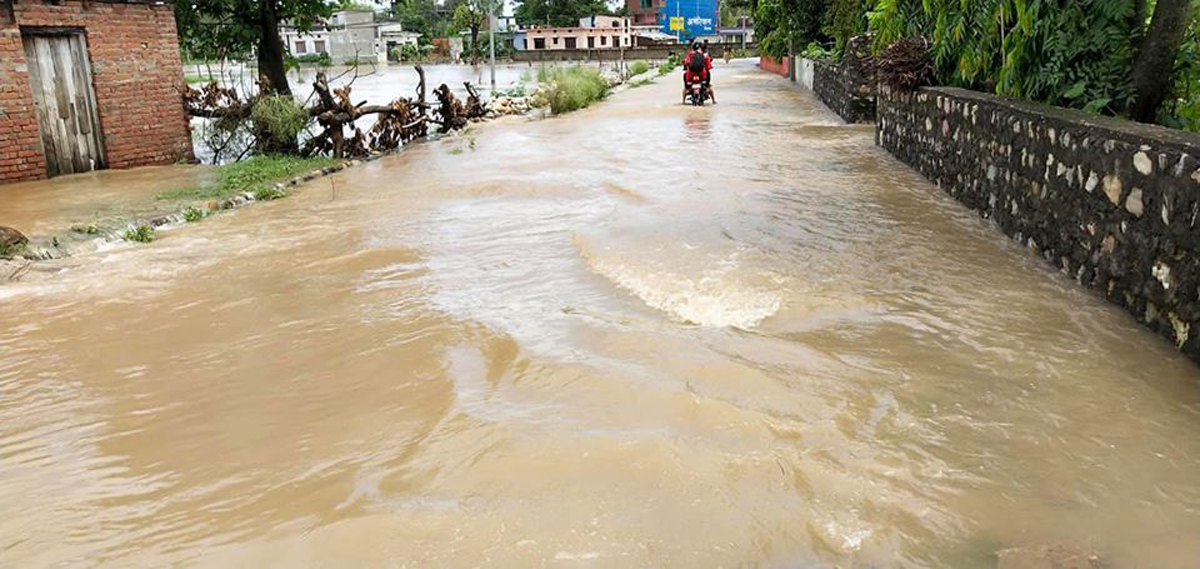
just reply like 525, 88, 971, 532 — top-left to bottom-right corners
534, 37, 545, 49
613, 35, 620, 47
612, 20, 619, 27
314, 40, 326, 53
553, 37, 559, 45
640, 0, 651, 8
600, 36, 607, 46
294, 40, 307, 54
564, 37, 576, 49
587, 36, 594, 49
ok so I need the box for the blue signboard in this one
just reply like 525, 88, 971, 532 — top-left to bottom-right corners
659, 0, 718, 42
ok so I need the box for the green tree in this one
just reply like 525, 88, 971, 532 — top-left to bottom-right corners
175, 0, 332, 95
1130, 0, 1194, 121
513, 0, 610, 27
393, 0, 441, 37
451, 0, 490, 64
756, 0, 827, 59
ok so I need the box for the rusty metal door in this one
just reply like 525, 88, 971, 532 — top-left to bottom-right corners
22, 31, 105, 177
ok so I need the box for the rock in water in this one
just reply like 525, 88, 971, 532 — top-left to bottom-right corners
996, 545, 1101, 569
0, 226, 28, 252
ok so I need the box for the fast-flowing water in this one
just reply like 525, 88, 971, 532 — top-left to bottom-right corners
3, 60, 1199, 568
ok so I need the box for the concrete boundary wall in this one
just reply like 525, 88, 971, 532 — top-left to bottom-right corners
877, 84, 1200, 362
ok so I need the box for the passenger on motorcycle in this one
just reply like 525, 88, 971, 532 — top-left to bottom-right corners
700, 42, 716, 103
682, 43, 715, 104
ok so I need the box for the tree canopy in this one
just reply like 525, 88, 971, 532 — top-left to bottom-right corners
759, 0, 1200, 129
175, 0, 333, 94
513, 0, 611, 27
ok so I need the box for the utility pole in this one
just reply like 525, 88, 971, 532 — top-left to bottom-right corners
488, 1, 496, 93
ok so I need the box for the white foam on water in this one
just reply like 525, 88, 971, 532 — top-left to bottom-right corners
577, 235, 782, 329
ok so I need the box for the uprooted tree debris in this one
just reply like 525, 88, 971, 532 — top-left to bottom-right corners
183, 67, 489, 160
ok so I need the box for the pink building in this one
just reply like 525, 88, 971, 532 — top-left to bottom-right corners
524, 16, 633, 50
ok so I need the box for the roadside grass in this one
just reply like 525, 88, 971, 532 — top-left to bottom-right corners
185, 73, 215, 84
628, 60, 650, 76
158, 155, 338, 202
657, 53, 682, 76
533, 66, 610, 115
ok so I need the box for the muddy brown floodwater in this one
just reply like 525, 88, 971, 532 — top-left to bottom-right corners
2, 60, 1199, 568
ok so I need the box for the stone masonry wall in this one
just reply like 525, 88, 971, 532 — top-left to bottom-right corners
809, 35, 876, 124
0, 0, 192, 183
878, 85, 1200, 361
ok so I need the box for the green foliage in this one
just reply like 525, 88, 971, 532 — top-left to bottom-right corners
868, 0, 1139, 113
629, 60, 651, 76
1159, 6, 1200, 131
183, 207, 206, 222
288, 52, 333, 67
533, 66, 610, 114
757, 0, 828, 59
254, 186, 287, 201
823, 0, 871, 53
393, 43, 435, 62
158, 155, 337, 201
123, 224, 155, 243
514, 0, 611, 26
658, 53, 682, 75
175, 0, 333, 62
250, 94, 310, 151
495, 84, 528, 97
800, 41, 836, 59
463, 31, 516, 61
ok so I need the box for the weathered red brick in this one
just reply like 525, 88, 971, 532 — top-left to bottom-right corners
0, 0, 193, 183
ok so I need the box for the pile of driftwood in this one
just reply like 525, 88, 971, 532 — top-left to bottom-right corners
875, 37, 935, 92
183, 66, 488, 159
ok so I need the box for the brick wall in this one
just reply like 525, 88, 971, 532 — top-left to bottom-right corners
758, 54, 789, 77
0, 0, 192, 183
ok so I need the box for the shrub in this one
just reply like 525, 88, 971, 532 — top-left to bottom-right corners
123, 224, 154, 243
629, 60, 650, 76
250, 94, 310, 151
254, 186, 287, 201
534, 66, 610, 114
183, 206, 205, 222
657, 53, 682, 75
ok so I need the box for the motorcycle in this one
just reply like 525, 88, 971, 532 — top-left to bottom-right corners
684, 77, 710, 106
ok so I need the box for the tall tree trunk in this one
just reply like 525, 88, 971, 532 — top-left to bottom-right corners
258, 0, 292, 96
470, 26, 480, 65
1130, 0, 1190, 123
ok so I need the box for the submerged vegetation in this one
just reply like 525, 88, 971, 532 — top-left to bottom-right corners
158, 155, 337, 201
123, 224, 155, 243
533, 66, 610, 115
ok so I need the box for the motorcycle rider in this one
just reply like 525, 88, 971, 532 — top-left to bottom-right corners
682, 43, 714, 103
700, 41, 716, 103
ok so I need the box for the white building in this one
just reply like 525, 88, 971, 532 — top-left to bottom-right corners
523, 15, 633, 51
281, 9, 390, 64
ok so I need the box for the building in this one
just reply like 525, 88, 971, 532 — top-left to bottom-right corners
523, 16, 632, 51
281, 9, 378, 63
626, 0, 664, 28
0, 0, 193, 182
378, 23, 421, 60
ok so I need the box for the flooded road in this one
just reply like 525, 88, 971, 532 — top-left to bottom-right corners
3, 60, 1200, 567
